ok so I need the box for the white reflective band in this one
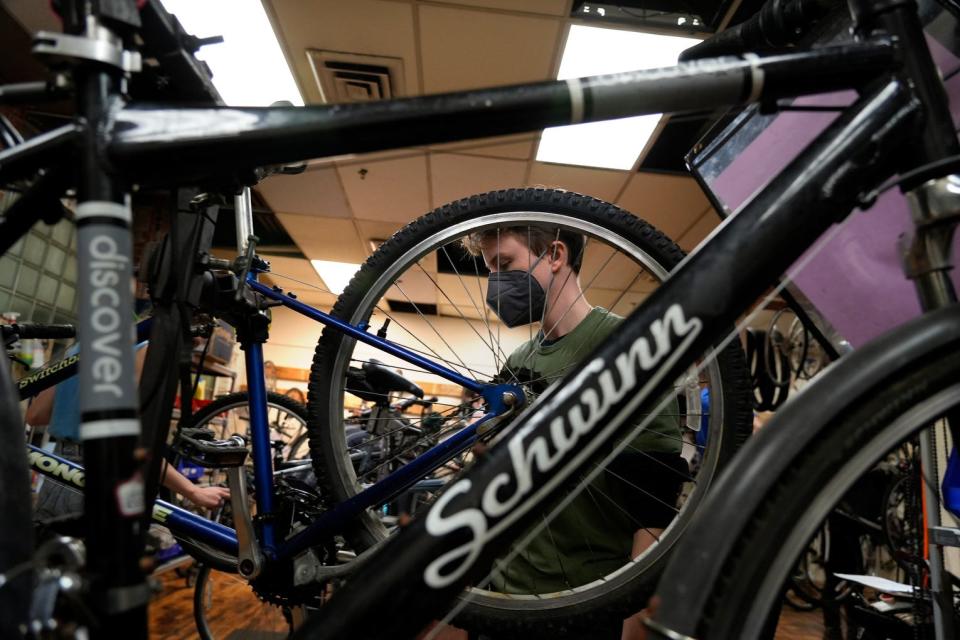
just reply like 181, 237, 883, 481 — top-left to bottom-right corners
566, 78, 585, 124
743, 53, 764, 104
76, 200, 132, 224
81, 418, 140, 440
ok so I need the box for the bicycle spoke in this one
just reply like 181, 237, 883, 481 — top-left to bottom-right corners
624, 445, 697, 483
467, 244, 512, 379
583, 470, 666, 542
391, 280, 479, 383
370, 303, 491, 380
433, 246, 511, 370
542, 514, 573, 590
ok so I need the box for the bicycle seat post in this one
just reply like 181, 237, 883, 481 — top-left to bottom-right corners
235, 187, 255, 255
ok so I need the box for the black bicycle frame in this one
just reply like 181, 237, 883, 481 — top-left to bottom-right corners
293, 7, 959, 640
295, 80, 919, 640
1, 0, 948, 635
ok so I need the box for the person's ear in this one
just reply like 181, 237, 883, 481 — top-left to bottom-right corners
548, 240, 566, 273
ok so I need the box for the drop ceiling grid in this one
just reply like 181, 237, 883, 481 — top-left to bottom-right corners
259, 0, 721, 281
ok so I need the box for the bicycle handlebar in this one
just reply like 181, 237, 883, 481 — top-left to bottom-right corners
2, 323, 76, 342
679, 0, 836, 61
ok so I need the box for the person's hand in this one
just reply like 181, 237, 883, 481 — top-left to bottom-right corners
622, 595, 661, 640
187, 485, 231, 509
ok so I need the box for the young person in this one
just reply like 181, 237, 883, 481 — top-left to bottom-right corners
466, 225, 689, 639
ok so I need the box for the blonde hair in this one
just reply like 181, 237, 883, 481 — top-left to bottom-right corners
461, 225, 585, 273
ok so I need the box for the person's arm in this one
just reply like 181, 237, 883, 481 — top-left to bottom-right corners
25, 387, 55, 426
135, 344, 229, 508
159, 462, 231, 509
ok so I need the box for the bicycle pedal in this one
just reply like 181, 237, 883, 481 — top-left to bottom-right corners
174, 433, 249, 468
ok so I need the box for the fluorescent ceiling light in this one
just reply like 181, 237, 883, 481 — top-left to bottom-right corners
161, 0, 303, 106
311, 260, 360, 295
536, 26, 700, 170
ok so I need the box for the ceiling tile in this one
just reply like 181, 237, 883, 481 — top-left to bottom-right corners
259, 255, 326, 289
528, 162, 629, 202
349, 222, 441, 273
276, 214, 367, 263
616, 173, 712, 240
337, 154, 431, 223
434, 0, 568, 16
430, 154, 528, 206
258, 168, 353, 218
418, 4, 561, 93
357, 219, 405, 252
431, 134, 536, 160
266, 0, 419, 101
678, 210, 721, 253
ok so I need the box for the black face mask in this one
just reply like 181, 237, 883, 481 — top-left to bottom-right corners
486, 252, 547, 328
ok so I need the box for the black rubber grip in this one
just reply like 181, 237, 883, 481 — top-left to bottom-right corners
6, 323, 76, 339
679, 0, 836, 61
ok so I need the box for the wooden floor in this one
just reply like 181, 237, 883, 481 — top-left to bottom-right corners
149, 564, 826, 639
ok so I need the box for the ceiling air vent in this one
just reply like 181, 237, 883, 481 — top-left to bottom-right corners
307, 50, 405, 103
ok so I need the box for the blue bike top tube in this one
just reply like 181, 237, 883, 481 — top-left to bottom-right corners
250, 280, 485, 394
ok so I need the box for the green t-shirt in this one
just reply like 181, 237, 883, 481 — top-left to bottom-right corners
491, 307, 682, 594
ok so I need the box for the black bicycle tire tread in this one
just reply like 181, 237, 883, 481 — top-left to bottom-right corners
691, 353, 960, 637
305, 187, 752, 636
194, 564, 215, 640
182, 391, 307, 431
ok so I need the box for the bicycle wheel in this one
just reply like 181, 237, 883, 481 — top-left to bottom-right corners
653, 335, 960, 639
193, 564, 293, 640
186, 391, 308, 459
171, 391, 308, 571
307, 188, 752, 634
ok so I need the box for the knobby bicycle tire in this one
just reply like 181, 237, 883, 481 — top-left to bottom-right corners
306, 188, 752, 635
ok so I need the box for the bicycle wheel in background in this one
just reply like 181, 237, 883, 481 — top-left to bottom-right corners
193, 564, 293, 640
178, 394, 313, 638
307, 188, 752, 635
169, 391, 308, 571
186, 391, 308, 461
652, 323, 960, 639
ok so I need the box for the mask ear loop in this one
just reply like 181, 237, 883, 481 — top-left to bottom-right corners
534, 232, 562, 341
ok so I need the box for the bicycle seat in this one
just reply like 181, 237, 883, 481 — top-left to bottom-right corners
345, 360, 424, 403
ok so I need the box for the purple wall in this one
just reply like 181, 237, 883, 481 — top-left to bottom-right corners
705, 37, 960, 347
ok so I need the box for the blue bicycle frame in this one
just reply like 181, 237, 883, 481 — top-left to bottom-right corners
239, 272, 520, 558
27, 267, 521, 564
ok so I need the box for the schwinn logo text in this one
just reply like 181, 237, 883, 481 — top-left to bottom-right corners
423, 304, 702, 588
87, 235, 127, 398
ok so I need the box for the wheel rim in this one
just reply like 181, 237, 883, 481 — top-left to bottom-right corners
738, 384, 960, 639
321, 209, 732, 610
